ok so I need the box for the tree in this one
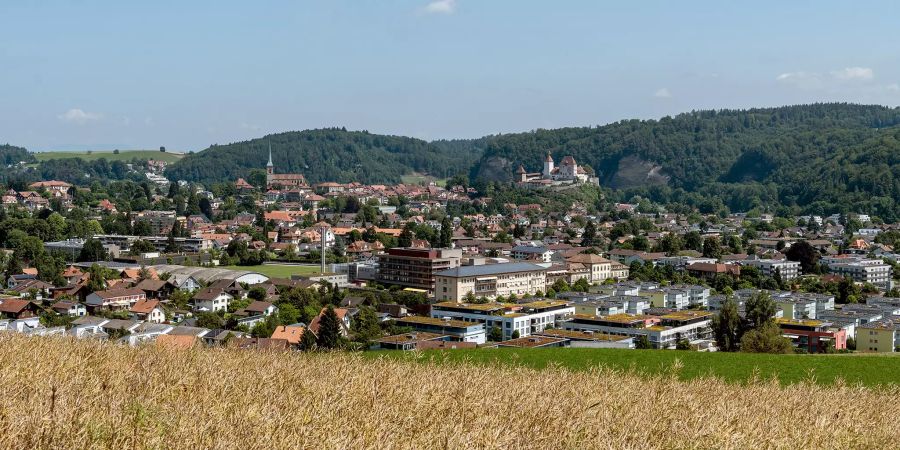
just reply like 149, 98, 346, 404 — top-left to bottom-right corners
439, 216, 452, 248
581, 221, 597, 247
785, 241, 820, 274
299, 326, 317, 351
702, 237, 722, 259
248, 286, 268, 302
86, 264, 108, 292
129, 239, 156, 256
398, 223, 414, 248
740, 323, 793, 354
196, 311, 225, 329
510, 330, 520, 339
676, 339, 691, 350
711, 297, 742, 351
743, 291, 776, 331
315, 306, 342, 349
635, 335, 652, 349
351, 306, 382, 343
572, 278, 590, 293
488, 326, 503, 342
133, 220, 152, 236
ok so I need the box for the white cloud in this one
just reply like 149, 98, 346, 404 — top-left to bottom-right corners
888, 83, 900, 92
831, 67, 874, 81
423, 0, 456, 15
58, 108, 102, 124
240, 122, 262, 132
653, 88, 672, 98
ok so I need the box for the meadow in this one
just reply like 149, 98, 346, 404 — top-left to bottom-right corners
221, 264, 323, 278
34, 150, 184, 163
373, 347, 900, 387
1, 334, 899, 449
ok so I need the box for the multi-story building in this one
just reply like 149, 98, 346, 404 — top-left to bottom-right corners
430, 300, 574, 340
741, 258, 801, 279
510, 245, 553, 263
394, 316, 486, 344
561, 310, 713, 349
565, 253, 613, 283
433, 262, 547, 301
776, 318, 847, 353
858, 319, 900, 353
376, 248, 462, 293
827, 258, 893, 289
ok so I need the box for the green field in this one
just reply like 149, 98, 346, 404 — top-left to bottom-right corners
400, 172, 447, 187
222, 264, 323, 278
35, 150, 185, 163
370, 348, 900, 387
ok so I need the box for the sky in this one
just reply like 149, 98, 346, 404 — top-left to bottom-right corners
2, 0, 900, 152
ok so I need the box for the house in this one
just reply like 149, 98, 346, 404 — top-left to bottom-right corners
51, 301, 87, 317
7, 273, 36, 289
192, 288, 233, 312
308, 307, 351, 337
376, 332, 451, 350
510, 245, 554, 263
240, 301, 278, 317
10, 279, 53, 300
0, 299, 39, 319
85, 288, 147, 311
685, 263, 741, 281
130, 299, 166, 324
133, 279, 174, 300
228, 337, 291, 351
270, 324, 308, 348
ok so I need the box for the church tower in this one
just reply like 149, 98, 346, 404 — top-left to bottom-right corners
543, 152, 554, 178
266, 142, 274, 177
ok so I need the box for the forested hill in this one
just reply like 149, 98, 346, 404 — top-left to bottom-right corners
164, 128, 485, 185
471, 103, 900, 220
0, 144, 35, 166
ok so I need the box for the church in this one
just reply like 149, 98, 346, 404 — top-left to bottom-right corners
516, 152, 595, 186
265, 144, 308, 189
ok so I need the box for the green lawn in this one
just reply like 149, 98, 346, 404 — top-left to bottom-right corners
34, 150, 184, 163
369, 348, 900, 387
222, 264, 323, 278
400, 173, 447, 187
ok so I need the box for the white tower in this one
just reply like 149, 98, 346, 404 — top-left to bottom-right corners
543, 152, 554, 178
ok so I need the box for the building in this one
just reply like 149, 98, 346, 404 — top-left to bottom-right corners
192, 288, 233, 312
85, 288, 147, 311
741, 258, 801, 280
430, 300, 574, 340
394, 316, 487, 344
265, 143, 308, 189
827, 258, 892, 289
130, 299, 166, 323
515, 153, 597, 187
776, 318, 847, 353
377, 332, 454, 350
510, 245, 553, 263
685, 263, 741, 281
565, 254, 613, 283
376, 247, 462, 292
562, 311, 713, 349
858, 319, 900, 353
434, 262, 548, 302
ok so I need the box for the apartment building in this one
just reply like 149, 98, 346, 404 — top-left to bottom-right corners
741, 258, 801, 279
561, 310, 713, 349
394, 316, 487, 344
827, 258, 893, 289
776, 318, 847, 353
430, 300, 574, 340
858, 319, 900, 353
434, 262, 547, 302
376, 247, 462, 292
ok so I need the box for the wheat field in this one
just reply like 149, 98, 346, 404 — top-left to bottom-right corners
0, 335, 897, 450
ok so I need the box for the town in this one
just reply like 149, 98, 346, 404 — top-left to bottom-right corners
2, 152, 898, 355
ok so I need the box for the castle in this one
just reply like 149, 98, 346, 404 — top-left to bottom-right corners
265, 143, 308, 189
515, 153, 597, 187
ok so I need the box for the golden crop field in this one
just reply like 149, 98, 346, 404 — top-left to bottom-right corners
1, 334, 898, 450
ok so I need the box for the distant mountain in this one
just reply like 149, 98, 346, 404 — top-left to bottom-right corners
164, 128, 485, 185
470, 103, 900, 219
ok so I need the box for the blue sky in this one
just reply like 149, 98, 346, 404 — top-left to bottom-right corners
2, 0, 899, 151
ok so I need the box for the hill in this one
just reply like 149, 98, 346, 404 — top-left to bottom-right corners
3, 335, 899, 449
471, 103, 900, 219
34, 150, 184, 163
0, 144, 35, 166
164, 128, 485, 186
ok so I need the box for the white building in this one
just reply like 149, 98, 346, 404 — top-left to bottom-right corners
431, 300, 574, 340
741, 258, 801, 279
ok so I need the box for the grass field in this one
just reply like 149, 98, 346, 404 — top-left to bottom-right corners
221, 264, 322, 278
2, 335, 899, 449
372, 347, 900, 387
34, 150, 185, 163
400, 172, 447, 186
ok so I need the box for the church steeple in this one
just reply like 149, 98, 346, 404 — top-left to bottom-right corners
266, 141, 274, 176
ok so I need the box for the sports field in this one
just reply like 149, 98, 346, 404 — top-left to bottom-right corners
221, 264, 323, 278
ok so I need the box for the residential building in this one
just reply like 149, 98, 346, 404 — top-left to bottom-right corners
395, 316, 486, 344
827, 258, 893, 289
430, 300, 574, 340
776, 318, 847, 353
85, 288, 147, 311
565, 253, 613, 283
562, 311, 713, 349
192, 288, 233, 312
130, 299, 166, 323
741, 258, 801, 279
858, 319, 900, 353
510, 245, 553, 263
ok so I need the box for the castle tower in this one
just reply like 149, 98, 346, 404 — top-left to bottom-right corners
266, 142, 274, 177
543, 152, 554, 178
